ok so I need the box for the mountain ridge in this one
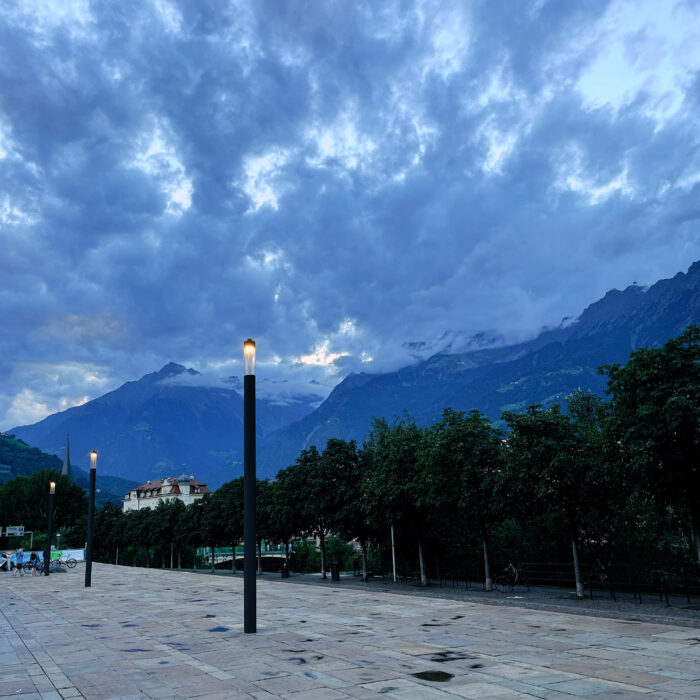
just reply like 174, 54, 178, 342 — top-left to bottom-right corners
12, 261, 700, 484
256, 261, 700, 474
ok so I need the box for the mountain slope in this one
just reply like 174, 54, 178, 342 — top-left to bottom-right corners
12, 363, 321, 488
0, 433, 138, 507
257, 261, 700, 476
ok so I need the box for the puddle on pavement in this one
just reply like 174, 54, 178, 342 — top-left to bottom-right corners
421, 623, 444, 627
208, 626, 230, 632
412, 671, 454, 682
471, 663, 484, 668
121, 649, 151, 653
451, 615, 464, 620
287, 657, 306, 664
203, 614, 216, 618
425, 651, 476, 663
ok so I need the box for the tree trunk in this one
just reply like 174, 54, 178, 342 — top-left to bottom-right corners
193, 546, 197, 571
257, 539, 263, 574
115, 546, 119, 566
161, 550, 165, 569
320, 532, 326, 579
285, 541, 290, 565
210, 544, 216, 573
418, 536, 427, 587
177, 548, 181, 569
571, 531, 584, 599
483, 533, 493, 592
145, 546, 150, 568
170, 542, 174, 569
232, 543, 236, 574
361, 539, 368, 583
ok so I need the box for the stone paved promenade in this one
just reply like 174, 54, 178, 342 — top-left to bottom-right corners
2, 564, 699, 699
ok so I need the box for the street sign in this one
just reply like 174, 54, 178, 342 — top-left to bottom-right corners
5, 526, 24, 536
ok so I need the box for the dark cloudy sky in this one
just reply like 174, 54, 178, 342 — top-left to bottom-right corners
2, 0, 699, 429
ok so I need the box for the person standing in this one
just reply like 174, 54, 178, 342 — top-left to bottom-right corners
13, 547, 25, 576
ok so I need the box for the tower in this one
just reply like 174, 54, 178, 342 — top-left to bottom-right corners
62, 434, 71, 477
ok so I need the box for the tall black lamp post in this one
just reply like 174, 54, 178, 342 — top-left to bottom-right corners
44, 481, 55, 577
243, 338, 256, 633
85, 450, 97, 587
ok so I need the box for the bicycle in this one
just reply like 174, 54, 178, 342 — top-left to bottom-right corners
495, 563, 521, 592
28, 556, 77, 573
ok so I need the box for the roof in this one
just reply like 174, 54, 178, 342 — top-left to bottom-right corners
128, 476, 211, 496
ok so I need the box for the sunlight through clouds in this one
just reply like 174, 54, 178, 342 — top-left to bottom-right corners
305, 110, 377, 173
577, 0, 700, 124
297, 340, 350, 368
553, 144, 634, 205
240, 148, 292, 212
131, 117, 192, 215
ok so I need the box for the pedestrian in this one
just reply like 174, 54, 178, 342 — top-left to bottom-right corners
13, 547, 25, 576
29, 551, 40, 576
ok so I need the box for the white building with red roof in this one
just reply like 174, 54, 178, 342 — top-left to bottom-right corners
122, 472, 211, 512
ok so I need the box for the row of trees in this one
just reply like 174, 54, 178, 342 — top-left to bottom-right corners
2, 327, 698, 598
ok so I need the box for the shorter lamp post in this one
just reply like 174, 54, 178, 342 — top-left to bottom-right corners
44, 482, 55, 577
56, 533, 61, 551
85, 450, 97, 587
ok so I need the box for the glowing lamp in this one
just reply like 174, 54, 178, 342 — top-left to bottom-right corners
244, 339, 256, 376
49, 481, 56, 495
90, 450, 98, 470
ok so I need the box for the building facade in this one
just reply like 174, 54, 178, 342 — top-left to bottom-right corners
122, 473, 211, 512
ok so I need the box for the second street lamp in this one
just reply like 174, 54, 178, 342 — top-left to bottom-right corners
44, 481, 55, 577
243, 338, 256, 634
85, 450, 97, 587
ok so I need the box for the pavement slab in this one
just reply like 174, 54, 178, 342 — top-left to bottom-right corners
1, 564, 699, 699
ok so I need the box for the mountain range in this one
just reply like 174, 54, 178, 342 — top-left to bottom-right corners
11, 363, 322, 489
12, 261, 700, 488
257, 262, 700, 474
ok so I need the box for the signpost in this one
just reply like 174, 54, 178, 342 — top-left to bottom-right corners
3, 526, 33, 547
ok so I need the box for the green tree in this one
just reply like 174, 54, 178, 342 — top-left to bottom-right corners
423, 408, 504, 591
365, 416, 430, 585
601, 325, 700, 562
297, 445, 333, 578
333, 440, 376, 582
504, 397, 605, 599
124, 508, 156, 567
176, 499, 206, 570
94, 502, 125, 563
152, 499, 187, 568
0, 470, 88, 540
271, 464, 308, 567
210, 478, 244, 572
255, 479, 275, 573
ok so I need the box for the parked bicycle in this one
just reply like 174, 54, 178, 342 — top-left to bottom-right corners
26, 556, 77, 574
495, 563, 524, 592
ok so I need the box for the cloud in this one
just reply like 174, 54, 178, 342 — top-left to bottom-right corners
1, 0, 699, 428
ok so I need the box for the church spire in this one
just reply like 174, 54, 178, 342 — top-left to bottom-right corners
62, 434, 71, 477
